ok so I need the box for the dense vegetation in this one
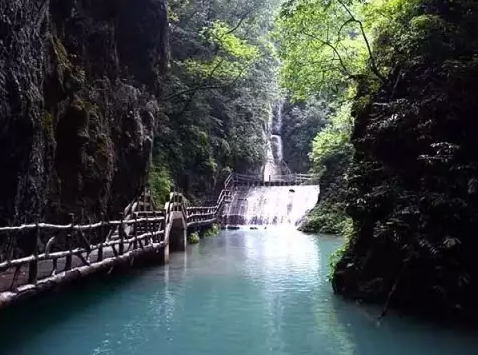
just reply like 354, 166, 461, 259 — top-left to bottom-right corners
298, 103, 353, 234
150, 0, 284, 204
277, 0, 361, 234
281, 98, 329, 173
278, 0, 478, 319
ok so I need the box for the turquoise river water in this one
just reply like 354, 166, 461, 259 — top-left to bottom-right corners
0, 228, 477, 355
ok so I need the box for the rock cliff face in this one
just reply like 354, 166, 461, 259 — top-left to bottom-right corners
0, 0, 169, 224
333, 1, 478, 318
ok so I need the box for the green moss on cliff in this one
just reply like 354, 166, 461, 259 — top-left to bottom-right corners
41, 110, 55, 140
52, 36, 72, 71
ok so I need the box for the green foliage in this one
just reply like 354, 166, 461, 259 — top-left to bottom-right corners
184, 57, 244, 81
282, 98, 329, 172
184, 21, 260, 80
299, 101, 354, 236
156, 0, 284, 200
310, 102, 354, 175
188, 232, 201, 244
300, 202, 351, 235
208, 21, 260, 61
204, 223, 221, 237
276, 0, 378, 99
149, 162, 172, 206
276, 0, 444, 100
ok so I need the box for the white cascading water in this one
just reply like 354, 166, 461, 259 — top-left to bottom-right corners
263, 102, 285, 181
225, 101, 320, 227
226, 185, 319, 226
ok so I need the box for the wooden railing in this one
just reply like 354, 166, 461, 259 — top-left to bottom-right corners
0, 187, 232, 294
231, 172, 319, 185
0, 171, 314, 296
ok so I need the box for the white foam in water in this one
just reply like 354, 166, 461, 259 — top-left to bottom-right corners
226, 185, 320, 226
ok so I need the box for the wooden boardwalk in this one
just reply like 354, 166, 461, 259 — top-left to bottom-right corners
0, 241, 153, 293
0, 186, 232, 309
0, 172, 315, 309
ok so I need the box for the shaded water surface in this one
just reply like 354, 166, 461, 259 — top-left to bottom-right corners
0, 229, 477, 355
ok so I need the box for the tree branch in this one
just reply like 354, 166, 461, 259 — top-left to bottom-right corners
166, 64, 250, 101
300, 30, 352, 78
337, 18, 355, 40
335, 0, 386, 82
226, 9, 255, 35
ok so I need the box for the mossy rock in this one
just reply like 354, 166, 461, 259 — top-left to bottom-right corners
42, 110, 55, 139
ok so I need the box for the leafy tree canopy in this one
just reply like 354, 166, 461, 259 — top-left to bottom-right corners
152, 0, 285, 202
275, 0, 429, 100
310, 102, 353, 175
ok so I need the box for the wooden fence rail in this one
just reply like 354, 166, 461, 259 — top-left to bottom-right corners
0, 186, 233, 296
231, 172, 319, 185
1, 172, 321, 306
0, 171, 317, 308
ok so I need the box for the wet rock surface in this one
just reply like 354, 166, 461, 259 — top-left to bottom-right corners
0, 0, 169, 224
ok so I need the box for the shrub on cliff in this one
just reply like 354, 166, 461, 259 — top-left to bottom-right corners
299, 103, 354, 235
281, 98, 329, 173
149, 162, 172, 206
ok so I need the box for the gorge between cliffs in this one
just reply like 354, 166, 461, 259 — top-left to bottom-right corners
1, 0, 478, 353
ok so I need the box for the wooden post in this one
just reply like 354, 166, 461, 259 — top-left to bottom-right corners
10, 266, 21, 291
7, 230, 14, 265
119, 212, 125, 255
98, 213, 104, 262
150, 210, 155, 243
65, 214, 74, 271
144, 213, 149, 246
28, 222, 40, 284
150, 210, 155, 242
133, 213, 138, 250
143, 187, 148, 212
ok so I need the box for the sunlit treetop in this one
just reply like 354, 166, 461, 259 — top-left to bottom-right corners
275, 0, 425, 100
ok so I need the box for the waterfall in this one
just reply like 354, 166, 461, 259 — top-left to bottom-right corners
263, 101, 288, 181
225, 185, 320, 226
224, 100, 319, 228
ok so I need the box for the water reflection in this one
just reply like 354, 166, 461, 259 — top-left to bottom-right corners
331, 296, 478, 355
0, 230, 477, 355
